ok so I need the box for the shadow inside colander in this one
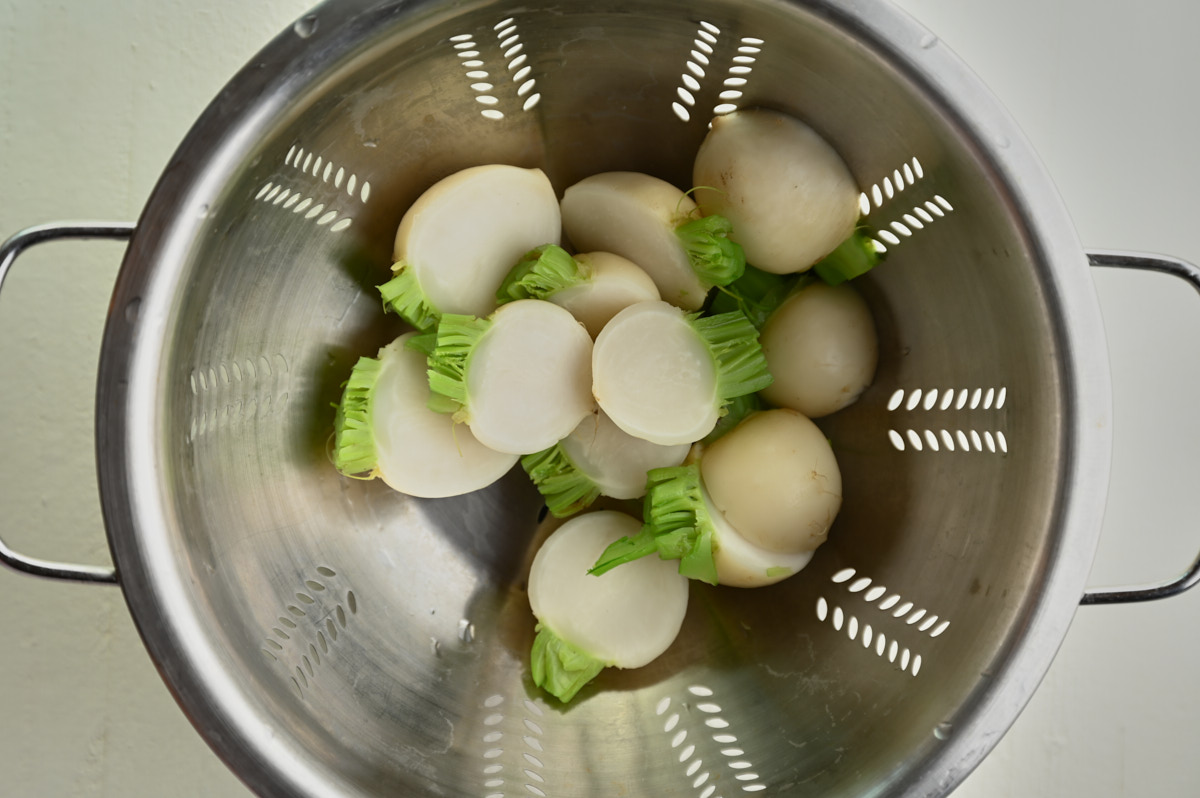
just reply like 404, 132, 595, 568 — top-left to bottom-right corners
813, 274, 916, 573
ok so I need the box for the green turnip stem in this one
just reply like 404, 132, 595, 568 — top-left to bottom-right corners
378, 263, 440, 332
691, 311, 774, 404
813, 227, 883, 286
707, 265, 811, 330
589, 464, 719, 585
675, 214, 746, 288
426, 314, 492, 415
497, 244, 589, 304
530, 623, 607, 703
701, 392, 763, 446
522, 443, 602, 518
403, 331, 437, 356
331, 356, 383, 477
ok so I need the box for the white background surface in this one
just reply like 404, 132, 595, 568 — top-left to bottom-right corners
1, 0, 1198, 795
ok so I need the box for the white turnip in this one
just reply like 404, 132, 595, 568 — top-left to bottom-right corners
380, 164, 560, 329
590, 301, 772, 446
529, 510, 689, 702
426, 299, 594, 455
331, 333, 518, 497
693, 109, 859, 274
560, 171, 744, 310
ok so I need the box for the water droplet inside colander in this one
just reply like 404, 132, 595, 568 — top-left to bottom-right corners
458, 619, 476, 643
933, 722, 953, 740
293, 14, 318, 38
124, 297, 142, 323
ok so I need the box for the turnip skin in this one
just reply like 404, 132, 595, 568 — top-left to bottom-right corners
701, 408, 842, 555
702, 482, 816, 588
693, 109, 859, 275
758, 281, 878, 418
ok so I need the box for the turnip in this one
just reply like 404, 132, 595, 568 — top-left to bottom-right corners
522, 409, 690, 518
590, 301, 772, 446
497, 244, 660, 337
706, 494, 816, 588
758, 281, 878, 418
426, 299, 594, 455
590, 409, 839, 586
587, 461, 815, 588
529, 510, 689, 702
693, 108, 859, 274
560, 171, 745, 310
379, 164, 561, 330
701, 409, 842, 555
331, 333, 518, 497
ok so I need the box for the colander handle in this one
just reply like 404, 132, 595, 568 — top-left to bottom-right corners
1081, 250, 1200, 605
0, 222, 135, 585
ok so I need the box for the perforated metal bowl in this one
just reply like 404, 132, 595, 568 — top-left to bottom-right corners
3, 0, 1200, 796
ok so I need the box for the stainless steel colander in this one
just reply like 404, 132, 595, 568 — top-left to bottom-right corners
3, 0, 1200, 796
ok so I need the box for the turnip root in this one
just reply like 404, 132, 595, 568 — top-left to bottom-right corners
379, 164, 561, 329
560, 171, 744, 310
758, 281, 878, 418
331, 333, 518, 497
701, 409, 841, 554
529, 510, 689, 703
591, 301, 772, 446
497, 244, 660, 337
522, 409, 690, 517
693, 109, 859, 274
426, 299, 594, 455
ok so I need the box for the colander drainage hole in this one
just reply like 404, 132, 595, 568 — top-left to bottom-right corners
655, 688, 767, 793
885, 386, 1007, 454
671, 22, 722, 123
856, 157, 954, 254
817, 597, 924, 677
477, 693, 549, 797
671, 24, 765, 123
828, 570, 950, 638
259, 567, 354, 698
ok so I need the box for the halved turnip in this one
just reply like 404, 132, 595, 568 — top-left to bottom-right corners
522, 408, 690, 517
529, 510, 689, 703
591, 301, 772, 446
693, 108, 859, 274
426, 299, 594, 455
497, 244, 660, 337
758, 281, 878, 418
331, 333, 518, 497
560, 171, 744, 310
379, 164, 561, 330
701, 408, 841, 554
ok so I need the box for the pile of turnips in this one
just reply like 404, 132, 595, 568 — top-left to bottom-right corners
331, 107, 882, 703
